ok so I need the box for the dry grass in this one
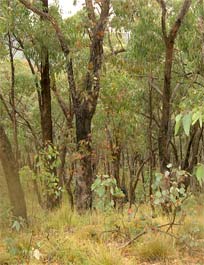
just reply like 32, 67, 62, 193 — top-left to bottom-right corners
136, 235, 175, 262
0, 198, 204, 265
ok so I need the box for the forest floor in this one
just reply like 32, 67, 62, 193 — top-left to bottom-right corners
0, 195, 204, 265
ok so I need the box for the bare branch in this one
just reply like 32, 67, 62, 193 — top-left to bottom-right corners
0, 91, 12, 121
85, 0, 96, 23
18, 0, 69, 55
51, 76, 73, 129
156, 0, 191, 44
169, 0, 192, 41
156, 0, 168, 43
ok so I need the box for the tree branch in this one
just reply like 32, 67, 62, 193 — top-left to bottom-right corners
169, 0, 192, 41
85, 0, 96, 23
156, 0, 168, 43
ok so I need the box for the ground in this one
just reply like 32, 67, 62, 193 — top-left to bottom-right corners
1, 194, 204, 265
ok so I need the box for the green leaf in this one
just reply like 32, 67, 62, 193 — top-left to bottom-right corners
179, 187, 185, 195
96, 186, 105, 197
155, 191, 162, 198
182, 112, 192, 136
12, 220, 21, 232
196, 164, 204, 186
192, 111, 201, 126
154, 198, 160, 205
175, 114, 182, 135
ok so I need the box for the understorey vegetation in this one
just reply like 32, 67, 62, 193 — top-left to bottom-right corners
1, 0, 204, 264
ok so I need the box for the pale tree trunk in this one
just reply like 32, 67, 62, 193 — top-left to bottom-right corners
0, 124, 27, 220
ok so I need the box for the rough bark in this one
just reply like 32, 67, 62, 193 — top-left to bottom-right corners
8, 32, 19, 166
75, 111, 93, 211
105, 123, 121, 187
18, 0, 110, 213
39, 0, 60, 209
0, 124, 27, 220
157, 0, 192, 172
148, 76, 155, 212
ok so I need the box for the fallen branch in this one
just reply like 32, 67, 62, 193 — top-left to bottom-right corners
118, 222, 181, 249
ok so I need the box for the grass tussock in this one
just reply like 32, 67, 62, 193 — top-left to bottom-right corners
1, 201, 204, 264
89, 243, 127, 265
136, 235, 175, 262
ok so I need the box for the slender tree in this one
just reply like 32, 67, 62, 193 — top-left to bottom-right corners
157, 0, 192, 172
0, 124, 27, 220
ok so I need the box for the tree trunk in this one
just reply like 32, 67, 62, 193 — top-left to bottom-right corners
158, 42, 173, 172
40, 50, 53, 145
75, 111, 92, 212
18, 0, 110, 214
148, 76, 155, 212
39, 0, 60, 209
112, 147, 121, 188
0, 124, 27, 220
8, 32, 19, 166
157, 0, 192, 172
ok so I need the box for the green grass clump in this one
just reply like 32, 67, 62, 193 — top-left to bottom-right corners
89, 244, 126, 265
0, 252, 17, 265
36, 234, 90, 265
136, 236, 175, 262
181, 218, 204, 240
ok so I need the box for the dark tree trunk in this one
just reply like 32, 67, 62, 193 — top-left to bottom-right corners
40, 51, 53, 145
39, 0, 60, 210
157, 0, 191, 173
0, 124, 27, 220
8, 32, 19, 166
75, 111, 92, 212
39, 0, 53, 145
148, 77, 155, 212
158, 42, 173, 172
18, 0, 110, 214
112, 147, 121, 188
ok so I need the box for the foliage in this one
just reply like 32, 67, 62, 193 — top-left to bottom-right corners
152, 169, 189, 215
91, 175, 124, 211
175, 111, 204, 186
0, 0, 204, 263
35, 144, 62, 199
195, 164, 204, 186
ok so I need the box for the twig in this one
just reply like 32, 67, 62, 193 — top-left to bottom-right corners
118, 230, 147, 249
118, 221, 182, 249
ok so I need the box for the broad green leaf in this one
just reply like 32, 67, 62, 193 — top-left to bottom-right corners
182, 112, 192, 136
175, 114, 182, 135
12, 220, 21, 232
196, 164, 204, 186
192, 111, 202, 126
96, 186, 105, 197
179, 187, 185, 195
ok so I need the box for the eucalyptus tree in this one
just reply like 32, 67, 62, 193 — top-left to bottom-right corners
0, 124, 27, 220
18, 0, 110, 212
0, 0, 62, 209
156, 0, 192, 172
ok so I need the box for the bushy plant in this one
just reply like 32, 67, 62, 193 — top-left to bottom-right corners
35, 143, 62, 200
91, 175, 125, 211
